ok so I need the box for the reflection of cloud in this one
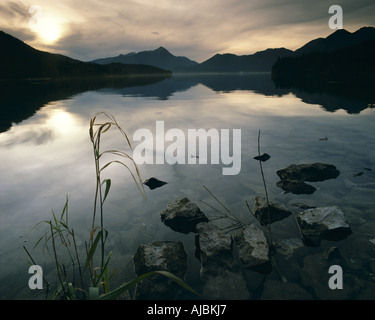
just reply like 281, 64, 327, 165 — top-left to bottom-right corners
0, 128, 54, 147
0, 108, 82, 147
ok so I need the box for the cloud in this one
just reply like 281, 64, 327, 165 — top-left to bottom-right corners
1, 0, 374, 62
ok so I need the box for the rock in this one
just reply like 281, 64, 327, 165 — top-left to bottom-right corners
195, 222, 250, 299
301, 253, 358, 299
143, 177, 167, 190
353, 172, 364, 177
323, 247, 342, 261
290, 202, 316, 210
276, 179, 317, 195
261, 280, 313, 300
200, 269, 250, 300
253, 153, 271, 162
160, 198, 208, 234
253, 196, 292, 225
276, 163, 340, 182
233, 224, 270, 272
296, 206, 352, 246
275, 238, 304, 259
133, 241, 187, 300
195, 222, 233, 265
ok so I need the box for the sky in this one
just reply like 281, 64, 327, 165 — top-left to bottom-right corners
0, 0, 374, 62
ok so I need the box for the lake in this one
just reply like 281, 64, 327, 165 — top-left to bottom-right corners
1, 73, 375, 299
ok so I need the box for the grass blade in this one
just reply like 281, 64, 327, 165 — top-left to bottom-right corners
102, 179, 111, 203
99, 271, 200, 300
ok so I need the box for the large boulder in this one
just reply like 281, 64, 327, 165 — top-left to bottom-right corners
160, 198, 208, 234
133, 241, 187, 299
276, 163, 340, 182
296, 206, 352, 246
253, 196, 292, 225
195, 222, 250, 299
233, 224, 271, 272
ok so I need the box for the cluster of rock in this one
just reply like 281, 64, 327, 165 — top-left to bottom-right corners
133, 197, 274, 299
276, 163, 340, 194
132, 162, 353, 299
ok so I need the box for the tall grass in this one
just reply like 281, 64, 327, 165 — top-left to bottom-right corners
25, 112, 198, 300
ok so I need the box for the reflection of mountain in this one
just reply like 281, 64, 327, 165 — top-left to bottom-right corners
286, 84, 375, 114
98, 73, 290, 99
2, 73, 373, 134
0, 76, 170, 133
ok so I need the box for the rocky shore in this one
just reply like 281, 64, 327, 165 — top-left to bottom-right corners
131, 162, 375, 299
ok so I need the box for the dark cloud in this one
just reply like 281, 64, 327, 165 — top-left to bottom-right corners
1, 0, 374, 62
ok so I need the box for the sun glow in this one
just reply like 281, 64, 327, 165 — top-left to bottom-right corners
29, 5, 63, 44
39, 20, 62, 44
46, 109, 80, 136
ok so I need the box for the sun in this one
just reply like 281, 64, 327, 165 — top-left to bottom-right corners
29, 6, 63, 44
36, 16, 62, 44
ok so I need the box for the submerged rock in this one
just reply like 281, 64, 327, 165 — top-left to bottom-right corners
323, 246, 342, 261
253, 196, 292, 225
301, 253, 355, 299
275, 238, 305, 259
253, 153, 271, 162
290, 202, 316, 210
160, 198, 208, 234
276, 179, 317, 195
195, 222, 250, 299
296, 206, 352, 246
133, 241, 187, 300
233, 224, 270, 272
261, 280, 313, 300
143, 177, 167, 190
276, 163, 340, 182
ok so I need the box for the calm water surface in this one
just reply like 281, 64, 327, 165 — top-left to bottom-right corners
1, 74, 374, 299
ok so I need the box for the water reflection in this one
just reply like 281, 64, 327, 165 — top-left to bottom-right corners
1, 73, 374, 135
0, 73, 375, 300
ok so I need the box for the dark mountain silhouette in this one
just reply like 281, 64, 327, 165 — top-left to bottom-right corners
91, 46, 198, 72
93, 46, 293, 73
272, 27, 375, 86
295, 26, 375, 55
90, 27, 375, 74
192, 48, 294, 72
0, 31, 171, 80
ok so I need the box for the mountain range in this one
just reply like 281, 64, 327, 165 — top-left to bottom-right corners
91, 26, 375, 73
0, 26, 374, 79
295, 26, 375, 55
91, 46, 198, 72
272, 27, 375, 84
0, 31, 171, 80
